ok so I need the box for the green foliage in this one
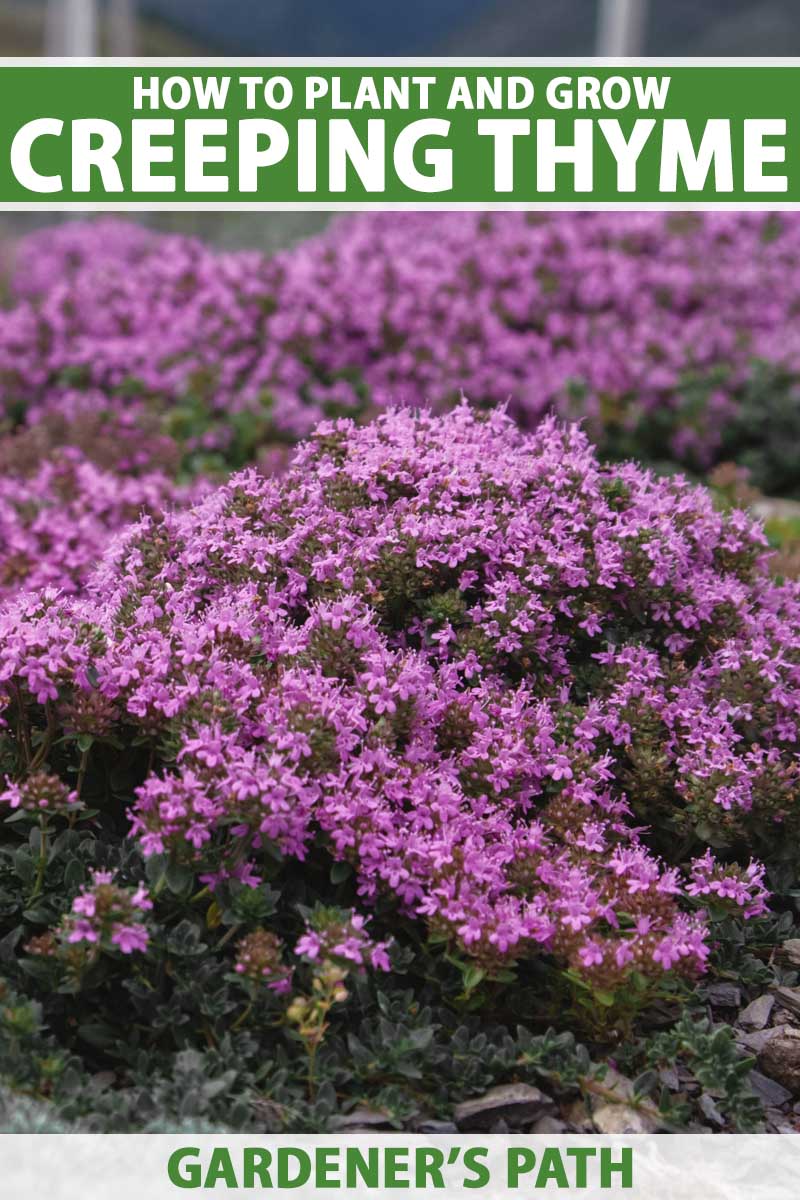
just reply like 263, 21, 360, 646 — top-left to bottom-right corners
0, 785, 610, 1131
0, 765, 783, 1134
644, 1012, 763, 1133
0, 958, 600, 1133
721, 362, 800, 498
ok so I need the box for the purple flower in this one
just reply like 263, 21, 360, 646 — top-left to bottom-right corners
0, 210, 799, 600
67, 920, 99, 945
111, 924, 149, 954
1, 402, 789, 988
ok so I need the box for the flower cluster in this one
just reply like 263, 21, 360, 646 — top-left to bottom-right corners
4, 221, 293, 452
9, 212, 800, 477
234, 928, 293, 992
0, 384, 195, 598
0, 771, 80, 817
0, 443, 190, 597
11, 217, 154, 297
3, 212, 800, 598
295, 909, 392, 974
51, 870, 152, 956
1, 407, 788, 989
687, 852, 770, 918
286, 907, 391, 1065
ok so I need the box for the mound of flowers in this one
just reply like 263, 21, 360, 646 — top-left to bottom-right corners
8, 212, 800, 493
0, 224, 299, 598
0, 389, 194, 596
264, 210, 800, 486
2, 211, 800, 602
2, 220, 315, 457
2, 407, 786, 998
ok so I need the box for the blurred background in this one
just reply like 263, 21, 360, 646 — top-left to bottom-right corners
0, 0, 793, 250
11, 0, 800, 58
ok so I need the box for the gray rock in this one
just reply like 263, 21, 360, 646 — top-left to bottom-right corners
748, 1070, 791, 1104
707, 983, 741, 1008
736, 1027, 784, 1056
591, 1102, 659, 1134
530, 1115, 567, 1134
781, 938, 800, 967
564, 1098, 594, 1132
454, 1083, 553, 1131
659, 1066, 680, 1091
414, 1119, 457, 1134
765, 1108, 796, 1135
758, 1028, 800, 1095
588, 1068, 660, 1135
698, 1093, 725, 1126
330, 1108, 395, 1131
772, 986, 800, 1018
738, 994, 775, 1031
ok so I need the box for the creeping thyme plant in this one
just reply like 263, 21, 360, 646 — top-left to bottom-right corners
1, 398, 797, 1131
1, 213, 800, 1131
2, 213, 800, 597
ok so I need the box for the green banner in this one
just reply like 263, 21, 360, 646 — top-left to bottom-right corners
0, 63, 797, 205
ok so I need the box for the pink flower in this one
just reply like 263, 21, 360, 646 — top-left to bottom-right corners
68, 920, 99, 945
72, 894, 96, 918
111, 924, 149, 954
2, 396, 790, 991
578, 941, 604, 968
131, 885, 153, 911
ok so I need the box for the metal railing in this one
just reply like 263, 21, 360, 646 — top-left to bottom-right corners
596, 0, 649, 57
45, 0, 136, 56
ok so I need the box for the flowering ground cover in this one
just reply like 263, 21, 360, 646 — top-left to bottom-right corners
1, 211, 800, 604
2, 404, 800, 1133
10, 210, 800, 485
2, 213, 800, 1131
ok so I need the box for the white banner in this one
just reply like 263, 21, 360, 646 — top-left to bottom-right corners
0, 1134, 799, 1198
